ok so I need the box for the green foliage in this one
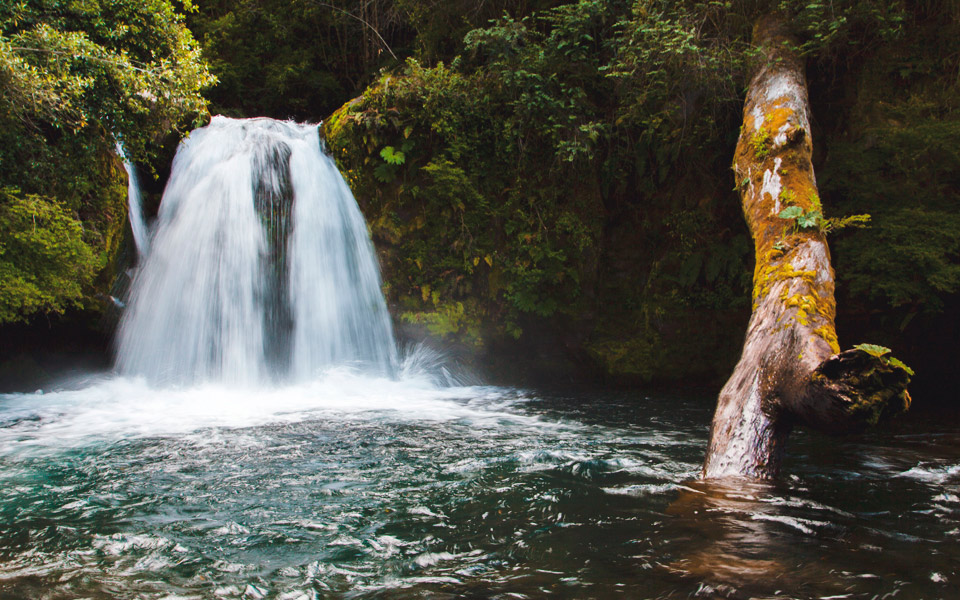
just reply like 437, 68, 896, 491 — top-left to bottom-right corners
820, 213, 871, 234
797, 209, 823, 230
886, 357, 914, 377
375, 142, 413, 182
776, 0, 907, 59
779, 204, 870, 234
778, 206, 804, 220
1, 0, 213, 163
751, 127, 771, 159
188, 0, 398, 119
854, 343, 891, 358
188, 0, 567, 119
401, 300, 484, 346
854, 343, 914, 376
380, 145, 407, 165
0, 0, 212, 323
325, 0, 759, 369
397, 0, 564, 61
293, 0, 956, 381
822, 11, 960, 315
326, 14, 613, 334
0, 188, 99, 323
836, 206, 960, 311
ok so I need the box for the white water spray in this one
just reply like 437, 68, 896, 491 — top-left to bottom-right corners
115, 116, 397, 385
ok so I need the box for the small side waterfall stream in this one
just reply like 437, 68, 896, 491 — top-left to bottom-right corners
115, 116, 396, 385
119, 151, 150, 260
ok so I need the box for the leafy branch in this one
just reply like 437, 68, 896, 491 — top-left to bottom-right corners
778, 204, 870, 234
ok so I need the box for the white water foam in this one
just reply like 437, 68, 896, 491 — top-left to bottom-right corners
898, 463, 960, 484
0, 371, 531, 457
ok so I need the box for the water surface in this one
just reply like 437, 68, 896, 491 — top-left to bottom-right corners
0, 374, 956, 599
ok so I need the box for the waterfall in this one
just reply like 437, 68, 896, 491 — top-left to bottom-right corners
117, 143, 150, 259
115, 116, 397, 385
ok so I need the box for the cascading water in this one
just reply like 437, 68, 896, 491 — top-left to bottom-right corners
115, 116, 397, 385
117, 144, 150, 260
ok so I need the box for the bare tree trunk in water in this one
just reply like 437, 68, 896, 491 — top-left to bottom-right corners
702, 14, 912, 479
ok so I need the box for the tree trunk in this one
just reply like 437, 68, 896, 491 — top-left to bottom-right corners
702, 14, 912, 479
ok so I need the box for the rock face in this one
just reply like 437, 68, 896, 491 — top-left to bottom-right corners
703, 15, 911, 479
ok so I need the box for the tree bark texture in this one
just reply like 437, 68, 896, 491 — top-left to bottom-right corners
702, 15, 911, 479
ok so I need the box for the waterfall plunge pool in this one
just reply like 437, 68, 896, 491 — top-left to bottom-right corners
0, 374, 957, 599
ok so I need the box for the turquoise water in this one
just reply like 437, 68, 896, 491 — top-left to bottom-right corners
0, 374, 957, 598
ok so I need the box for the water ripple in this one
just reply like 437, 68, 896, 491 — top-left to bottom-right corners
0, 383, 957, 598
